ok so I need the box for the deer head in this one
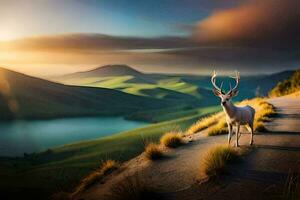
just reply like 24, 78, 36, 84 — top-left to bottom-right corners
211, 70, 240, 106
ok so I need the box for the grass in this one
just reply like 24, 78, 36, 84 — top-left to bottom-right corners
73, 160, 119, 195
144, 143, 163, 160
106, 175, 164, 200
200, 145, 239, 179
59, 75, 202, 99
187, 98, 277, 137
254, 121, 267, 132
283, 171, 300, 200
160, 132, 184, 148
207, 118, 228, 136
187, 113, 222, 134
0, 106, 219, 199
269, 69, 300, 97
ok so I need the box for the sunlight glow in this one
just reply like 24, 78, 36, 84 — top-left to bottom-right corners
0, 29, 18, 41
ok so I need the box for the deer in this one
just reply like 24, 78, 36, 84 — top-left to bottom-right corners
211, 71, 255, 147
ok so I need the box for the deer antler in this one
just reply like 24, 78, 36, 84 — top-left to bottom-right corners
211, 70, 223, 94
228, 71, 240, 94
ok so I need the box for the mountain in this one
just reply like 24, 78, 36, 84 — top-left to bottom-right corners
60, 64, 143, 79
0, 67, 173, 120
53, 65, 295, 112
179, 70, 295, 98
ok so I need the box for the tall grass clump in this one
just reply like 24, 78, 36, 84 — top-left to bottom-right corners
250, 99, 276, 132
74, 160, 120, 195
160, 131, 183, 148
144, 143, 163, 160
269, 69, 300, 97
200, 145, 238, 179
207, 118, 228, 136
283, 171, 300, 200
187, 113, 222, 135
106, 175, 164, 200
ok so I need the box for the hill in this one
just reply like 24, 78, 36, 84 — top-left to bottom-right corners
269, 69, 300, 96
0, 105, 220, 200
54, 65, 294, 104
58, 64, 144, 79
0, 67, 173, 120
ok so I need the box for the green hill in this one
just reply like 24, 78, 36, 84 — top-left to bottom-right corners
0, 67, 174, 120
53, 65, 218, 108
54, 65, 294, 106
59, 64, 144, 79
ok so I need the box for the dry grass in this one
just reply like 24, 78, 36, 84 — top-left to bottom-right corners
73, 160, 119, 195
187, 113, 222, 135
160, 131, 183, 148
207, 118, 228, 136
144, 143, 163, 160
200, 145, 239, 179
105, 175, 164, 200
187, 98, 276, 137
269, 69, 300, 97
283, 171, 300, 200
254, 121, 267, 132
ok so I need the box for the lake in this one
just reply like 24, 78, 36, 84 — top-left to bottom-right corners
0, 117, 148, 157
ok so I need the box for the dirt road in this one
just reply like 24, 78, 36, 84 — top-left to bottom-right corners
78, 96, 300, 200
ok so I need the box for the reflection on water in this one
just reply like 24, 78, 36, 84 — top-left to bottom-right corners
0, 117, 148, 156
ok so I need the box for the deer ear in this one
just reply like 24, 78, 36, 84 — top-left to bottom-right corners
229, 89, 239, 97
213, 89, 221, 96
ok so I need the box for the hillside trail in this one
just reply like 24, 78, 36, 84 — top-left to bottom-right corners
77, 95, 300, 200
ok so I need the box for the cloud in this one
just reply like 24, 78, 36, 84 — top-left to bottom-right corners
192, 0, 300, 48
2, 34, 196, 52
2, 1, 300, 75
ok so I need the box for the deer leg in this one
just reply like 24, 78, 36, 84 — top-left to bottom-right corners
235, 123, 240, 147
227, 123, 233, 145
250, 123, 254, 145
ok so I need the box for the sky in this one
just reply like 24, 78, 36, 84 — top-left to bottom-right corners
0, 0, 299, 76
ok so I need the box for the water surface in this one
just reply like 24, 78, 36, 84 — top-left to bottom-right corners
0, 117, 148, 156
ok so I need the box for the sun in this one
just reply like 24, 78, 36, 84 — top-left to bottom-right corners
0, 30, 18, 41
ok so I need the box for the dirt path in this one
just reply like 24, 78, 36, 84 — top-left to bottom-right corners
78, 96, 300, 200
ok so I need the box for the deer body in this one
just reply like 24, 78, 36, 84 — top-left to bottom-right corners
211, 71, 255, 147
223, 102, 255, 125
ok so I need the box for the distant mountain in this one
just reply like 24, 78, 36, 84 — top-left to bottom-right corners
61, 64, 143, 79
0, 67, 172, 120
180, 70, 295, 98
53, 65, 295, 112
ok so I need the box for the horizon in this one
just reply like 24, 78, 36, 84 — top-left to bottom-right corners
0, 64, 295, 79
1, 0, 300, 76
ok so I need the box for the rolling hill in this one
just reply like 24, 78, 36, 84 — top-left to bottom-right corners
59, 64, 144, 79
54, 65, 294, 104
0, 67, 175, 120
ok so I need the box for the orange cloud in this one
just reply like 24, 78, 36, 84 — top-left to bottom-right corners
192, 0, 300, 47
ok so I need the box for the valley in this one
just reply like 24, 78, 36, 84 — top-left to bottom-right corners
0, 65, 296, 200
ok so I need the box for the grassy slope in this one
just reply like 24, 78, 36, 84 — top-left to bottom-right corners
58, 75, 203, 99
54, 69, 294, 109
269, 69, 300, 97
0, 68, 175, 121
0, 105, 220, 199
54, 74, 218, 122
